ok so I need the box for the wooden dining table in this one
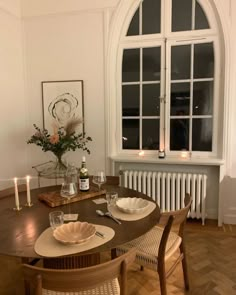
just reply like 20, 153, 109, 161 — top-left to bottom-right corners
0, 183, 160, 267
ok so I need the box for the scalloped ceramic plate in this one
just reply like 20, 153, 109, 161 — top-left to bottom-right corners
116, 197, 149, 214
53, 221, 96, 245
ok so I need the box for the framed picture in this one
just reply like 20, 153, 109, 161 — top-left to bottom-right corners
42, 80, 84, 133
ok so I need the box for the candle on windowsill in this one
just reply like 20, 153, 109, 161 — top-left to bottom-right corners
181, 151, 190, 159
138, 151, 144, 157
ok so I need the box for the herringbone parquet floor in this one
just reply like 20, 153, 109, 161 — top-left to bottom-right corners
127, 220, 236, 295
0, 220, 235, 295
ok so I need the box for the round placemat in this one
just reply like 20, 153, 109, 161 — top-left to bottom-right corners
34, 224, 115, 257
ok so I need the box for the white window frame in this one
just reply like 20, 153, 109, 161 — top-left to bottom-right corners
106, 0, 227, 164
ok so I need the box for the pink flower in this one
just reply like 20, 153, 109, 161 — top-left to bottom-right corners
50, 134, 59, 144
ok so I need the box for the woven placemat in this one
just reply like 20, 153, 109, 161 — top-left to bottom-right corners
38, 186, 106, 207
34, 224, 115, 257
108, 200, 156, 221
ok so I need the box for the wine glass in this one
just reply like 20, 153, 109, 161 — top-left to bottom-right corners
92, 171, 106, 191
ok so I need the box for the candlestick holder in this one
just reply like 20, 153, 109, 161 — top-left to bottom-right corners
13, 206, 22, 211
25, 202, 33, 207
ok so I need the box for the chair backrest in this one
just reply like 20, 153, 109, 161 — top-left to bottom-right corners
23, 249, 136, 295
159, 193, 192, 237
0, 184, 27, 199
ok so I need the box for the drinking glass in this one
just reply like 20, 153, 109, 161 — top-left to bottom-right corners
49, 211, 64, 230
106, 191, 118, 212
60, 166, 78, 218
92, 171, 106, 191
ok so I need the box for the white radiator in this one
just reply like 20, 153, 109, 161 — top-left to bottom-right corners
121, 170, 207, 225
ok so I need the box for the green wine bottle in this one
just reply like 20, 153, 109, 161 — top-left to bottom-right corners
79, 156, 89, 192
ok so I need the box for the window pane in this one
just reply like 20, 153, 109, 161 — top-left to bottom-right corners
143, 0, 161, 34
122, 85, 140, 116
143, 84, 160, 116
194, 43, 214, 78
122, 49, 140, 82
171, 83, 190, 116
193, 82, 213, 115
195, 1, 209, 30
143, 47, 161, 81
172, 0, 192, 32
170, 119, 189, 150
192, 118, 212, 151
127, 7, 140, 36
122, 119, 139, 149
171, 45, 191, 80
142, 119, 159, 150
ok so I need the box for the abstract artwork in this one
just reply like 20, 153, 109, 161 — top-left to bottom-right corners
42, 80, 84, 132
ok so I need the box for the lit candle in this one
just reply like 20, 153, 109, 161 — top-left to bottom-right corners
26, 175, 31, 205
14, 177, 20, 209
138, 151, 144, 156
181, 151, 189, 159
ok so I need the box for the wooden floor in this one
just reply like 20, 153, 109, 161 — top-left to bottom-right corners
126, 220, 236, 295
0, 219, 236, 295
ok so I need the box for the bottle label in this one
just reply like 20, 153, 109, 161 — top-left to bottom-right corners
79, 178, 89, 191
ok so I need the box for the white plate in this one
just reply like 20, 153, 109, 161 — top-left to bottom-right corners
116, 197, 149, 214
53, 221, 96, 245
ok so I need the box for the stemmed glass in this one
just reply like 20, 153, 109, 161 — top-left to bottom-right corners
92, 171, 106, 191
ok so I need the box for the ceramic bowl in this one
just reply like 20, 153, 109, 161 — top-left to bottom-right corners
53, 221, 96, 244
116, 197, 149, 214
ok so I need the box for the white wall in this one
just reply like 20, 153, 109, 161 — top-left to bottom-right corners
0, 0, 21, 16
21, 0, 119, 16
0, 1, 27, 188
23, 5, 108, 183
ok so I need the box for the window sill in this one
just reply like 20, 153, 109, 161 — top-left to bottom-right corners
110, 154, 224, 166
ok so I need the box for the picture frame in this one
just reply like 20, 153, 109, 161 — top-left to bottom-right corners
42, 80, 84, 133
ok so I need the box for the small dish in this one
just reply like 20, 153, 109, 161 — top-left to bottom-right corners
53, 221, 96, 245
116, 197, 149, 214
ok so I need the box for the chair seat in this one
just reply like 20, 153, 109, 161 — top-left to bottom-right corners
42, 278, 120, 295
116, 226, 182, 270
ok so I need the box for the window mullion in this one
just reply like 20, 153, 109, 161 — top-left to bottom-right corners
160, 40, 167, 151
140, 48, 143, 150
192, 0, 196, 30
189, 43, 194, 151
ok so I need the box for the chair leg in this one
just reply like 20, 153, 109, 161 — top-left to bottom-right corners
158, 263, 167, 295
180, 242, 190, 290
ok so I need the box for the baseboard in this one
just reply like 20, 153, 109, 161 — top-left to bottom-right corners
223, 214, 236, 224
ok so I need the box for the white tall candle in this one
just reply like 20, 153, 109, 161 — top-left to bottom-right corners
14, 177, 20, 209
26, 175, 31, 204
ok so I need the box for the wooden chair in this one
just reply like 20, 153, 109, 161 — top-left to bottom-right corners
23, 249, 136, 295
113, 194, 192, 295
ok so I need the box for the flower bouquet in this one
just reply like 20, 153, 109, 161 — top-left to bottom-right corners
27, 118, 92, 177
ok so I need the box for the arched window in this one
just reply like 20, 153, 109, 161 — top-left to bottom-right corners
117, 0, 221, 158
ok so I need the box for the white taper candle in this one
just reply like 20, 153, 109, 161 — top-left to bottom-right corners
26, 175, 31, 204
14, 177, 20, 209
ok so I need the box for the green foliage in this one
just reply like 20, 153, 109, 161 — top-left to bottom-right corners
27, 124, 92, 156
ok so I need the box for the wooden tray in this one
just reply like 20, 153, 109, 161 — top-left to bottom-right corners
38, 186, 106, 208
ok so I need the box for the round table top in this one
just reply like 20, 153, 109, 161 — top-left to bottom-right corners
0, 184, 160, 258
